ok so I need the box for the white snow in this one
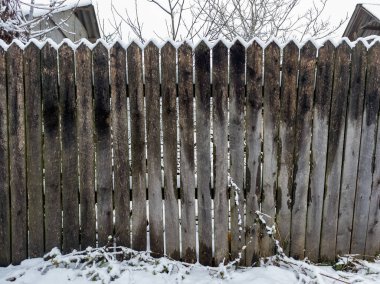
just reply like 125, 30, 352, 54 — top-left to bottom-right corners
21, 0, 93, 18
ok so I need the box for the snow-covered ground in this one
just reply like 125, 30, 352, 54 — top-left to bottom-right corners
0, 247, 379, 284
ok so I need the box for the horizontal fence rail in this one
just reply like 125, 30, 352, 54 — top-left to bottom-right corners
0, 38, 379, 267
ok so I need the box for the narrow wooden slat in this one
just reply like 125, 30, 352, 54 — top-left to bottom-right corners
245, 41, 263, 266
59, 43, 79, 253
110, 42, 130, 247
337, 42, 367, 256
195, 41, 212, 266
305, 41, 335, 261
320, 42, 351, 262
276, 41, 298, 255
178, 42, 196, 263
93, 42, 112, 247
145, 42, 163, 256
213, 41, 229, 265
127, 42, 147, 251
229, 40, 245, 264
42, 42, 61, 252
0, 45, 10, 266
261, 41, 281, 257
24, 42, 43, 257
7, 43, 27, 264
290, 41, 316, 259
161, 42, 180, 260
352, 42, 380, 256
76, 43, 96, 249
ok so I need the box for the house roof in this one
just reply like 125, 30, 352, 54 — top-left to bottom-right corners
343, 4, 380, 40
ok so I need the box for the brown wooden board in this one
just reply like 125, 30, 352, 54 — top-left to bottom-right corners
352, 42, 380, 256
127, 42, 147, 252
245, 41, 263, 266
110, 42, 130, 247
24, 42, 43, 257
178, 43, 196, 263
0, 45, 10, 266
7, 43, 27, 264
42, 42, 61, 252
76, 43, 96, 249
336, 42, 367, 256
305, 41, 335, 261
145, 42, 164, 256
195, 41, 212, 266
161, 42, 180, 260
261, 42, 281, 257
229, 40, 246, 264
276, 41, 298, 255
59, 43, 80, 253
320, 42, 351, 262
212, 41, 229, 265
93, 42, 113, 247
290, 41, 316, 259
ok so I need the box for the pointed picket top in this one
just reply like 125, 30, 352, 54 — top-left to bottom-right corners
230, 38, 246, 57
265, 39, 281, 52
58, 38, 77, 50
194, 40, 210, 75
368, 39, 380, 54
283, 39, 300, 55
7, 41, 24, 58
24, 40, 41, 54
145, 40, 159, 53
92, 39, 109, 55
76, 40, 92, 54
110, 40, 126, 52
319, 39, 336, 54
178, 41, 193, 54
212, 39, 228, 53
301, 40, 318, 54
247, 39, 264, 54
41, 39, 57, 52
76, 38, 95, 50
195, 40, 209, 53
161, 40, 176, 54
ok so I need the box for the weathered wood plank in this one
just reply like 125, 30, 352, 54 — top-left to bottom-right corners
276, 41, 298, 255
245, 41, 263, 266
305, 40, 335, 261
0, 45, 10, 266
59, 43, 80, 253
93, 42, 113, 247
261, 41, 281, 257
161, 42, 180, 260
7, 43, 27, 264
110, 42, 130, 247
76, 43, 96, 249
127, 42, 147, 252
195, 41, 212, 266
145, 41, 163, 256
290, 41, 316, 259
42, 42, 61, 252
178, 43, 196, 263
213, 41, 229, 265
351, 42, 380, 256
229, 40, 245, 264
337, 42, 367, 256
24, 42, 43, 257
320, 42, 351, 262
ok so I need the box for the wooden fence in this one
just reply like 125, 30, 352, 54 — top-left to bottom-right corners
0, 38, 379, 267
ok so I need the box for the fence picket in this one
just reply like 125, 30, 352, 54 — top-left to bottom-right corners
320, 42, 351, 262
127, 42, 147, 251
24, 42, 43, 257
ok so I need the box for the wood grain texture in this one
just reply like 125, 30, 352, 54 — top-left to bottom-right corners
178, 43, 196, 263
276, 41, 298, 255
320, 42, 351, 262
305, 41, 335, 261
245, 41, 263, 266
110, 42, 130, 247
290, 41, 316, 259
59, 43, 79, 253
212, 41, 229, 265
351, 42, 380, 256
76, 43, 96, 249
229, 40, 246, 264
0, 45, 10, 266
42, 42, 61, 252
195, 41, 212, 266
127, 42, 147, 252
336, 42, 367, 256
145, 42, 163, 256
7, 43, 27, 264
93, 42, 113, 246
161, 42, 180, 260
24, 42, 44, 258
261, 42, 281, 257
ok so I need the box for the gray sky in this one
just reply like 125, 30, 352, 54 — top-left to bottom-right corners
93, 0, 380, 41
